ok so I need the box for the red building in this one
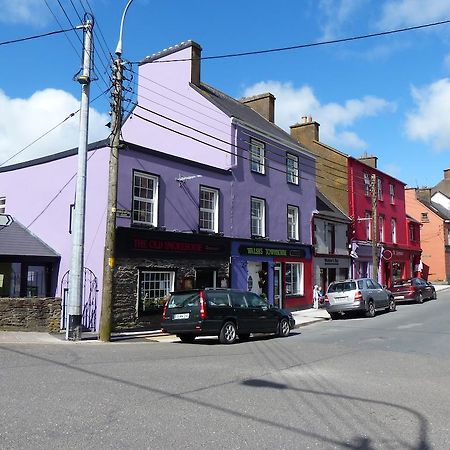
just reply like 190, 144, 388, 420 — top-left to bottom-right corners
348, 156, 422, 286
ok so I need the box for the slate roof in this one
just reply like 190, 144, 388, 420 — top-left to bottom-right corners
192, 82, 312, 156
432, 179, 450, 196
417, 198, 450, 221
0, 219, 60, 257
315, 189, 351, 222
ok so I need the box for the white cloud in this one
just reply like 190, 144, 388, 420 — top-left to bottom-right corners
242, 81, 395, 151
0, 89, 109, 166
0, 0, 50, 26
405, 78, 450, 150
378, 0, 450, 28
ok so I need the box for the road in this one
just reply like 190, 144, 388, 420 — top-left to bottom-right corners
1, 292, 450, 449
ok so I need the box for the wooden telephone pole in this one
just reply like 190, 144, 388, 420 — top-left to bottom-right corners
370, 173, 378, 281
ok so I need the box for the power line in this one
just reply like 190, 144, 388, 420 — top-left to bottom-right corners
0, 26, 79, 47
143, 19, 450, 63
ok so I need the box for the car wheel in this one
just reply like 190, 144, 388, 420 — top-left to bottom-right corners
432, 290, 437, 300
387, 297, 396, 312
238, 333, 251, 341
365, 301, 375, 318
416, 292, 424, 304
219, 321, 237, 344
177, 334, 196, 343
277, 318, 290, 337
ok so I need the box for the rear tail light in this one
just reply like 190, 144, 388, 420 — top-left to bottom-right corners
199, 291, 207, 320
162, 301, 168, 320
324, 295, 328, 302
354, 291, 363, 301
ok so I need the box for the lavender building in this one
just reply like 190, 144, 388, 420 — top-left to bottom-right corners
0, 41, 316, 332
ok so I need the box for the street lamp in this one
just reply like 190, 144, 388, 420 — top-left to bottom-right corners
99, 0, 134, 342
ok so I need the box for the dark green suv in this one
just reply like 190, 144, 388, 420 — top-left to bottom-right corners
161, 289, 295, 344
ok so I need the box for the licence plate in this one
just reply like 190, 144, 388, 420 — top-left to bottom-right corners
173, 313, 189, 320
395, 295, 405, 300
334, 297, 348, 304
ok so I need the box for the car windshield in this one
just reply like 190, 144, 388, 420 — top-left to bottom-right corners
328, 281, 356, 293
167, 292, 200, 308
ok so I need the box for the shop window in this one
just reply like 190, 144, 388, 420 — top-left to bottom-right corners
286, 153, 299, 185
26, 266, 46, 297
287, 205, 299, 240
133, 171, 159, 226
199, 186, 219, 233
250, 139, 265, 174
139, 270, 174, 314
251, 197, 266, 237
285, 263, 304, 296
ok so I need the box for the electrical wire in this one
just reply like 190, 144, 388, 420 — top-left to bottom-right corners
0, 27, 80, 47
139, 19, 450, 64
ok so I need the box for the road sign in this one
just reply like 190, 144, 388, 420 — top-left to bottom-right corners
0, 214, 13, 227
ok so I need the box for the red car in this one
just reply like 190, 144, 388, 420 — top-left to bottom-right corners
390, 278, 437, 303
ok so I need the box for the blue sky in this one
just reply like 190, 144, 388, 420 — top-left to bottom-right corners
1, 0, 450, 187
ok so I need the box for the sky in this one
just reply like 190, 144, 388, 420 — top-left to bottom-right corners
1, 0, 450, 188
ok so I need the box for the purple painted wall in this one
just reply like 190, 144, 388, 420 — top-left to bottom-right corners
0, 147, 110, 329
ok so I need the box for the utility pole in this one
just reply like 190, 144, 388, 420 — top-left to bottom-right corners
370, 173, 378, 281
67, 17, 93, 340
99, 0, 134, 342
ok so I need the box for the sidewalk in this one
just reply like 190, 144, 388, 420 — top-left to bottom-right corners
1, 285, 448, 344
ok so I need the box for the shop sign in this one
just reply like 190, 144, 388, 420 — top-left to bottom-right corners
239, 245, 305, 258
324, 258, 339, 266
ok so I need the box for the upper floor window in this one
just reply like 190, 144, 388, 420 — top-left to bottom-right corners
133, 171, 159, 226
365, 211, 372, 240
364, 173, 370, 196
199, 186, 219, 233
447, 228, 450, 246
389, 184, 395, 204
326, 223, 336, 254
379, 215, 384, 242
286, 154, 299, 185
287, 205, 299, 240
421, 212, 429, 223
377, 177, 383, 200
409, 224, 416, 241
250, 139, 265, 174
251, 197, 266, 237
0, 196, 5, 214
391, 218, 397, 244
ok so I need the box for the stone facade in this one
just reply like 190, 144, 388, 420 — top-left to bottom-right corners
113, 256, 229, 331
0, 297, 61, 332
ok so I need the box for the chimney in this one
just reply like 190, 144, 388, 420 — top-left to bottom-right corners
290, 116, 320, 144
444, 169, 450, 180
416, 188, 431, 203
240, 93, 275, 123
358, 155, 378, 169
190, 41, 202, 86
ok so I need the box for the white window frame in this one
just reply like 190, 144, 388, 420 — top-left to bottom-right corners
251, 197, 266, 237
287, 205, 299, 240
199, 186, 219, 233
377, 177, 383, 200
286, 153, 299, 185
138, 270, 175, 314
379, 215, 384, 242
364, 173, 370, 196
391, 218, 397, 244
250, 139, 265, 174
0, 196, 5, 214
285, 262, 304, 296
365, 212, 372, 240
389, 184, 395, 204
133, 172, 159, 226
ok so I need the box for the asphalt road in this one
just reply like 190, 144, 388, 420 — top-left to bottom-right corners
1, 292, 450, 449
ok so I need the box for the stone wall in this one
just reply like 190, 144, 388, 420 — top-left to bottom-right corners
0, 297, 61, 332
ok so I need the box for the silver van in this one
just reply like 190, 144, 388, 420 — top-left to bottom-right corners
325, 278, 396, 319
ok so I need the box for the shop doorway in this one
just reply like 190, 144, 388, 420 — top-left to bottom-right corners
273, 263, 282, 308
195, 268, 217, 289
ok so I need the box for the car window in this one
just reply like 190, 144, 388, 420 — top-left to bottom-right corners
168, 292, 200, 308
206, 292, 230, 307
231, 292, 247, 308
372, 280, 383, 289
244, 292, 267, 308
357, 280, 365, 289
328, 281, 357, 293
365, 279, 376, 289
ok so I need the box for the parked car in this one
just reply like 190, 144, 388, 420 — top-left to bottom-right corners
324, 278, 396, 319
390, 278, 437, 303
161, 288, 295, 344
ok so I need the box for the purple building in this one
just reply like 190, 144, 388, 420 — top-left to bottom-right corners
0, 41, 316, 332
